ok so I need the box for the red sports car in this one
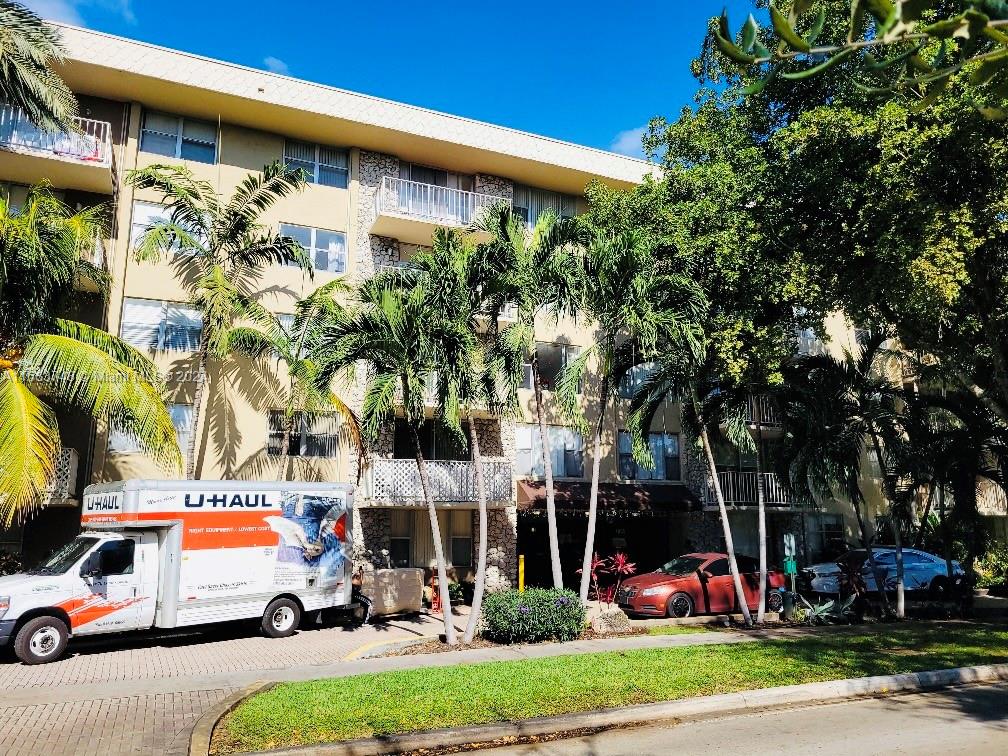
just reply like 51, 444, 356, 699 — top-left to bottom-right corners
616, 552, 786, 618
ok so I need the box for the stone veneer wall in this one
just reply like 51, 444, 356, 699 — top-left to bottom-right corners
354, 150, 400, 284
474, 174, 514, 204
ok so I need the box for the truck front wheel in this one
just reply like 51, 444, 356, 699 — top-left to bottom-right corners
261, 598, 300, 638
14, 616, 69, 665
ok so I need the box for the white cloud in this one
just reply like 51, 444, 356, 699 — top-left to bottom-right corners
24, 0, 135, 26
609, 125, 648, 159
263, 56, 291, 75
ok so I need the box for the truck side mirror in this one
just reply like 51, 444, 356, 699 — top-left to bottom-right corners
80, 561, 101, 579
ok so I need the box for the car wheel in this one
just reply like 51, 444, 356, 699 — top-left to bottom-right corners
766, 590, 784, 614
929, 576, 949, 599
666, 592, 694, 619
14, 616, 69, 665
261, 598, 301, 638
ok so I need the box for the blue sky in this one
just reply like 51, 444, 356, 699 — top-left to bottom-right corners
27, 0, 755, 159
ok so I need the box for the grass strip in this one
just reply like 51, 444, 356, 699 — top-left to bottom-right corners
214, 623, 1008, 753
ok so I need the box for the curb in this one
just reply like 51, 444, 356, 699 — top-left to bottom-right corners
234, 662, 1008, 756
189, 682, 273, 756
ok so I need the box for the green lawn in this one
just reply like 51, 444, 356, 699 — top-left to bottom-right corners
214, 623, 1008, 754
646, 623, 712, 635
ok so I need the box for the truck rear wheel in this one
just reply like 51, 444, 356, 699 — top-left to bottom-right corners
262, 598, 300, 638
14, 616, 68, 665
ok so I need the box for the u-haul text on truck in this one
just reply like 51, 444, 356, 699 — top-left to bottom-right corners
0, 480, 357, 664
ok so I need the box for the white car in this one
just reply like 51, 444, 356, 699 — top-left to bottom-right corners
804, 548, 964, 597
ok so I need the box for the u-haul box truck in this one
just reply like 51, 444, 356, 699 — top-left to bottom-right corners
0, 479, 356, 664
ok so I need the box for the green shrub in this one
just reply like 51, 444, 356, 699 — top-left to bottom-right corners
480, 587, 585, 644
975, 546, 1008, 589
448, 580, 465, 604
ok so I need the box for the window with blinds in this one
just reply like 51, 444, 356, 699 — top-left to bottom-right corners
109, 403, 192, 454
283, 139, 349, 188
515, 423, 584, 479
119, 298, 203, 352
279, 222, 346, 273
617, 431, 680, 481
520, 342, 581, 392
140, 111, 217, 164
512, 184, 577, 228
267, 410, 340, 458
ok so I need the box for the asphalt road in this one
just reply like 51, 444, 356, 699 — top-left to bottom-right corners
471, 682, 1008, 756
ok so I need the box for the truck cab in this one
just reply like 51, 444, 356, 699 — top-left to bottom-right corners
0, 530, 160, 664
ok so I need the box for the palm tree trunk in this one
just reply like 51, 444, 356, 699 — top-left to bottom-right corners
277, 410, 295, 482
913, 481, 936, 548
185, 339, 209, 480
754, 411, 767, 624
698, 416, 753, 627
578, 373, 610, 606
463, 412, 488, 644
407, 415, 456, 646
869, 430, 903, 618
532, 355, 563, 589
850, 475, 893, 616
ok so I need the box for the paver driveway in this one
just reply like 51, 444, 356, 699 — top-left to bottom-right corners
0, 612, 454, 755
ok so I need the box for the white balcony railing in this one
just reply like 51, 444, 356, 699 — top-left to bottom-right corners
706, 470, 805, 508
377, 176, 510, 228
44, 448, 79, 504
744, 394, 781, 428
0, 106, 113, 167
978, 482, 1008, 517
797, 332, 828, 356
363, 457, 512, 505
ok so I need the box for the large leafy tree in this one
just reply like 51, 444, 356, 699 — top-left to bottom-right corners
556, 227, 703, 606
319, 271, 469, 646
0, 185, 180, 525
127, 162, 312, 479
226, 279, 362, 481
0, 1, 77, 131
480, 205, 584, 590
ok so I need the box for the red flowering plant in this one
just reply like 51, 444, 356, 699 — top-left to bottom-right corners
607, 552, 637, 609
576, 552, 609, 603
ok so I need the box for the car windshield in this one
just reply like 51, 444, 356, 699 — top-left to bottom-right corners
659, 556, 705, 576
28, 536, 99, 576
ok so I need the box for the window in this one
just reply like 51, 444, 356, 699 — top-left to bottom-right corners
521, 343, 580, 392
449, 510, 473, 567
389, 510, 411, 568
280, 223, 346, 273
399, 162, 473, 191
618, 362, 658, 400
110, 403, 192, 454
512, 184, 576, 228
267, 411, 340, 458
119, 298, 203, 352
617, 431, 680, 481
392, 419, 470, 461
515, 423, 584, 478
130, 201, 170, 252
735, 556, 759, 574
284, 139, 348, 188
140, 111, 217, 164
95, 539, 134, 575
705, 558, 731, 577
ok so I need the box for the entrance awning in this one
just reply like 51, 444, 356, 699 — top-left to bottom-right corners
516, 480, 700, 513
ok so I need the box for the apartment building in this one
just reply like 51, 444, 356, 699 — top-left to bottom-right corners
1, 24, 943, 583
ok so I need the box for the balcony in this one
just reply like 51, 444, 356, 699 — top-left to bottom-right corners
705, 471, 807, 509
371, 176, 510, 246
44, 448, 80, 507
744, 394, 781, 428
0, 106, 115, 194
361, 457, 513, 506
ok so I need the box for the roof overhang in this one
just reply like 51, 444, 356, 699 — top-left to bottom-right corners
52, 24, 657, 196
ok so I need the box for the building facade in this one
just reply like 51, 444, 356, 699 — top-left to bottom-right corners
7, 24, 988, 586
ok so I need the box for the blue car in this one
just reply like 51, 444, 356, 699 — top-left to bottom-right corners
804, 548, 965, 597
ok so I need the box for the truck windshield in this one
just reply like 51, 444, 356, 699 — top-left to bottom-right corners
28, 536, 100, 575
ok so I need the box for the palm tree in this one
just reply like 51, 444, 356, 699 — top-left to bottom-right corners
319, 271, 468, 645
0, 184, 181, 525
226, 279, 363, 480
775, 337, 901, 617
627, 349, 756, 627
410, 227, 515, 644
555, 227, 703, 605
479, 205, 583, 590
0, 1, 77, 131
127, 162, 312, 479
